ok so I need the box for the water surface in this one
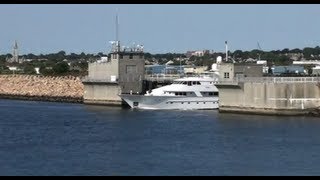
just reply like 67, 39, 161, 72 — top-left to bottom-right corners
0, 99, 319, 175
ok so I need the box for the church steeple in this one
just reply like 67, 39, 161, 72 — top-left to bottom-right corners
14, 40, 18, 49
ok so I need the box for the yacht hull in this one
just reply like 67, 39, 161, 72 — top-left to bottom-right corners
119, 94, 219, 110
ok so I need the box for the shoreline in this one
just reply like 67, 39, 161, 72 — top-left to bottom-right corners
0, 94, 83, 104
219, 106, 320, 117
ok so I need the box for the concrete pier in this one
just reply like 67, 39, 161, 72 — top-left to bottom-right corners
216, 77, 320, 116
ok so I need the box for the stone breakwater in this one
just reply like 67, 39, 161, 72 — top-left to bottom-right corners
0, 75, 84, 103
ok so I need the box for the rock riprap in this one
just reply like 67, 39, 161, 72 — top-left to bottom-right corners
0, 75, 84, 100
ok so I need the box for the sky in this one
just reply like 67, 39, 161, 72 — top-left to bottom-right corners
0, 4, 320, 55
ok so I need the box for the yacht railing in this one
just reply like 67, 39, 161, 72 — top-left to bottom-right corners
217, 76, 320, 84
144, 73, 219, 82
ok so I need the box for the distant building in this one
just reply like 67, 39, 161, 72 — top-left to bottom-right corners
293, 60, 320, 65
34, 67, 40, 74
312, 66, 320, 75
69, 62, 83, 71
271, 65, 305, 75
185, 50, 210, 58
186, 51, 195, 58
256, 60, 269, 74
145, 65, 184, 75
7, 66, 22, 73
184, 65, 208, 75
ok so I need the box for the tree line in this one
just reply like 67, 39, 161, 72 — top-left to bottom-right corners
0, 46, 320, 75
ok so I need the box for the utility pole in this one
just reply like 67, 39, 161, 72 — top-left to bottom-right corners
257, 42, 262, 61
115, 9, 120, 52
225, 41, 228, 62
180, 56, 182, 77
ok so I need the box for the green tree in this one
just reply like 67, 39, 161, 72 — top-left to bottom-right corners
23, 64, 36, 74
53, 62, 69, 74
303, 47, 314, 59
78, 61, 88, 71
144, 53, 152, 60
281, 48, 289, 54
290, 48, 302, 54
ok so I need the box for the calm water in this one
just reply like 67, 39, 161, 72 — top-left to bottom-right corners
0, 99, 320, 175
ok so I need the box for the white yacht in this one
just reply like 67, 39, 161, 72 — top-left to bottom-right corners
119, 75, 219, 110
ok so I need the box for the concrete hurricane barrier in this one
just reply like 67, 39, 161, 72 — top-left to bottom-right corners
216, 77, 320, 116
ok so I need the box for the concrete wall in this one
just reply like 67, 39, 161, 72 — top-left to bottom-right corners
219, 63, 234, 80
217, 80, 320, 115
83, 83, 122, 105
88, 59, 119, 80
219, 63, 263, 81
119, 56, 145, 94
234, 64, 263, 77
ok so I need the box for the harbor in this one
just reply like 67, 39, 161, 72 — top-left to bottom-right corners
1, 9, 320, 115
2, 4, 320, 176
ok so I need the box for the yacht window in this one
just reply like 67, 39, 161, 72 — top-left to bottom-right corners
197, 102, 199, 104
209, 92, 214, 96
192, 81, 196, 85
175, 92, 178, 96
188, 81, 192, 86
170, 102, 173, 104
197, 81, 201, 85
204, 102, 206, 104
181, 102, 184, 104
183, 81, 187, 85
214, 92, 219, 96
183, 92, 187, 96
